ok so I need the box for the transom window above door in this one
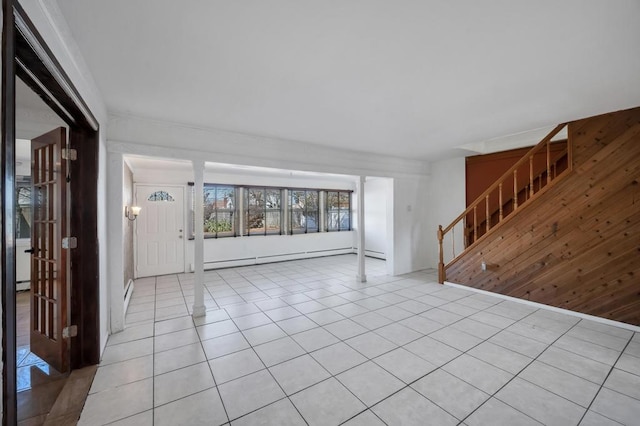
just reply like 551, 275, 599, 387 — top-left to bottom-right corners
147, 190, 175, 202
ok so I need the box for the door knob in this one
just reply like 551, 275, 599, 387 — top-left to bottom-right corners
24, 248, 35, 253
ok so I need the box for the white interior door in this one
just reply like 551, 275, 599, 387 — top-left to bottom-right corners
135, 185, 185, 277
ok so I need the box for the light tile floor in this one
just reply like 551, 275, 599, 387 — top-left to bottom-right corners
79, 255, 640, 425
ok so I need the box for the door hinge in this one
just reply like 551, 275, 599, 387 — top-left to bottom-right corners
63, 325, 78, 339
62, 237, 78, 249
62, 148, 77, 161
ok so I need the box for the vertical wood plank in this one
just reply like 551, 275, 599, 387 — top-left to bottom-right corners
513, 170, 518, 210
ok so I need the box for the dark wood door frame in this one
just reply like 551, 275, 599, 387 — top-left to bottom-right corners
2, 1, 101, 424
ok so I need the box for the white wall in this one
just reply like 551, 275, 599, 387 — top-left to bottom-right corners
364, 177, 391, 259
391, 176, 431, 275
108, 114, 429, 179
424, 157, 466, 269
133, 168, 356, 191
187, 233, 355, 270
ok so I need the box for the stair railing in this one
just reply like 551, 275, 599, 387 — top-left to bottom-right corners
467, 144, 569, 246
438, 123, 572, 283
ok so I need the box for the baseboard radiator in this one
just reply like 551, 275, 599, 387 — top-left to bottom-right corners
200, 247, 356, 270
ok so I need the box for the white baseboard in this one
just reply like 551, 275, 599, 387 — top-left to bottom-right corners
445, 281, 640, 333
123, 279, 134, 314
202, 248, 355, 270
364, 250, 386, 260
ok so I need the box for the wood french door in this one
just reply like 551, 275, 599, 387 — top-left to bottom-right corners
135, 184, 185, 277
30, 127, 69, 373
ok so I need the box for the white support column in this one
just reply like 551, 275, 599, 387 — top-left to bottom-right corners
107, 151, 125, 333
357, 176, 367, 282
192, 160, 206, 317
283, 189, 289, 234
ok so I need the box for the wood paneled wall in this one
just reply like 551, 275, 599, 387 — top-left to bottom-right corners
446, 106, 640, 325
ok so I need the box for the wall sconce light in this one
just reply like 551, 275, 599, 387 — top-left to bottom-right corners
125, 206, 141, 221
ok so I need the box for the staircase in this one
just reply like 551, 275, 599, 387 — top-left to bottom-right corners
464, 139, 570, 247
437, 107, 640, 326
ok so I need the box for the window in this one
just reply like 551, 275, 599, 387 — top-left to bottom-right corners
16, 178, 31, 239
265, 189, 282, 234
190, 183, 351, 238
245, 187, 282, 235
327, 191, 351, 231
290, 189, 319, 234
203, 185, 236, 238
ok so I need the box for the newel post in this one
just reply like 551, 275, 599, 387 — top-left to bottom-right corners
437, 225, 445, 284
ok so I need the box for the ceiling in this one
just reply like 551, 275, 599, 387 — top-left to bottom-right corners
54, 0, 640, 161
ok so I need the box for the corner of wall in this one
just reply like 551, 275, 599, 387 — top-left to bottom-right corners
424, 157, 466, 269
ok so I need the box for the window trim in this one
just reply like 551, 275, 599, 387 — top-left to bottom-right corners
326, 190, 352, 232
289, 189, 320, 235
245, 187, 283, 236
191, 183, 240, 239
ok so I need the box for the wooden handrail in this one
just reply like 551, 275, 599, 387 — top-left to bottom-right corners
438, 123, 571, 283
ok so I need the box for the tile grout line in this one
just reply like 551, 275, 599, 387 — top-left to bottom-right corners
221, 273, 383, 424
226, 308, 304, 423
229, 285, 487, 423
575, 335, 635, 425
452, 306, 555, 425
331, 293, 520, 424
458, 313, 596, 425
200, 263, 430, 423
292, 287, 496, 424
253, 283, 400, 424
195, 312, 233, 425
95, 276, 158, 425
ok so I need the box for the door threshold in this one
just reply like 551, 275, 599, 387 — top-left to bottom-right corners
42, 365, 97, 425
